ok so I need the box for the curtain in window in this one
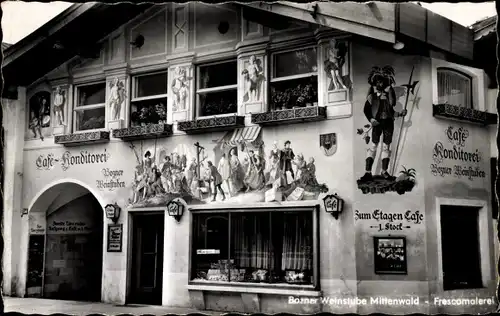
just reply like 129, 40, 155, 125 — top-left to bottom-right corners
233, 214, 274, 269
281, 213, 312, 271
437, 69, 472, 108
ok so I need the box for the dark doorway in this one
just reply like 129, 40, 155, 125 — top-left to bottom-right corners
43, 193, 103, 301
130, 213, 165, 305
440, 205, 482, 291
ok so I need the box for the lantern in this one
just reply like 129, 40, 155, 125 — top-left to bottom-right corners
167, 200, 185, 223
323, 193, 344, 220
105, 203, 121, 223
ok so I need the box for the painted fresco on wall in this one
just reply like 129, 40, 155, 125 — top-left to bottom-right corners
28, 91, 51, 141
324, 38, 348, 91
356, 65, 419, 195
127, 130, 328, 208
171, 66, 193, 112
108, 77, 126, 121
242, 55, 265, 103
53, 86, 67, 126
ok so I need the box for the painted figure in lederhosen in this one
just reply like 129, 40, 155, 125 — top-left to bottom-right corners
360, 66, 407, 181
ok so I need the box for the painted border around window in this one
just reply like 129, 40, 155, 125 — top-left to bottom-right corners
72, 81, 107, 133
195, 59, 238, 119
435, 197, 493, 294
431, 58, 486, 112
187, 205, 320, 292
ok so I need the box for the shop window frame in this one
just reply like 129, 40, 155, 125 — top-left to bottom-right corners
194, 59, 238, 119
436, 67, 474, 109
73, 81, 107, 133
188, 205, 320, 292
130, 70, 169, 127
268, 45, 319, 111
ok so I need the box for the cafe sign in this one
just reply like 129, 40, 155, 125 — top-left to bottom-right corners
430, 126, 486, 181
355, 209, 424, 232
36, 149, 110, 171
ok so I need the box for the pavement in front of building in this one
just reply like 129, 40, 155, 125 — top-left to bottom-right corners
4, 297, 231, 316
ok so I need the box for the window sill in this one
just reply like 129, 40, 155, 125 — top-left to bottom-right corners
432, 103, 497, 126
112, 123, 173, 141
186, 282, 321, 296
178, 115, 245, 134
251, 106, 327, 126
54, 130, 110, 147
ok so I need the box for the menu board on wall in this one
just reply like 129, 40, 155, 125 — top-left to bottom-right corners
26, 235, 45, 297
373, 236, 407, 275
107, 224, 123, 252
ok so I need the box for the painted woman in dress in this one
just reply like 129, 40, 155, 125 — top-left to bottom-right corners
228, 148, 245, 194
171, 67, 192, 111
244, 150, 265, 192
266, 142, 282, 187
217, 153, 231, 197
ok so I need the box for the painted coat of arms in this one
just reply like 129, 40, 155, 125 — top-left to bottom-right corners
320, 133, 337, 156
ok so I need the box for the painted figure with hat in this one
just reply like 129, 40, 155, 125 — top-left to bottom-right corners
360, 66, 407, 181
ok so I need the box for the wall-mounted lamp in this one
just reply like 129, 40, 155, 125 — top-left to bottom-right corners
21, 208, 28, 217
105, 203, 121, 224
130, 35, 145, 49
323, 193, 344, 220
393, 41, 405, 50
167, 200, 185, 223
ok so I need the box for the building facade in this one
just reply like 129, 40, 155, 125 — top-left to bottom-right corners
2, 2, 498, 314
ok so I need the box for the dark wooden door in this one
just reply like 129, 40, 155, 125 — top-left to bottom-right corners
440, 205, 482, 290
130, 213, 164, 305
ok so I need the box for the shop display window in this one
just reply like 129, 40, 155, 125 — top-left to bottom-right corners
191, 210, 314, 286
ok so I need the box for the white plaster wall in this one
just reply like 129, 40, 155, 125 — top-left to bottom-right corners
2, 87, 27, 297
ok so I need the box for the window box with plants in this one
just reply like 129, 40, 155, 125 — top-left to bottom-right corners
251, 47, 326, 126
113, 71, 174, 140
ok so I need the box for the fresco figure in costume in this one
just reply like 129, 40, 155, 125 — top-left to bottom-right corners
324, 38, 348, 91
360, 66, 407, 181
242, 55, 265, 102
29, 93, 49, 141
207, 161, 226, 202
217, 153, 231, 197
171, 66, 192, 111
280, 140, 295, 184
53, 86, 66, 126
228, 148, 245, 194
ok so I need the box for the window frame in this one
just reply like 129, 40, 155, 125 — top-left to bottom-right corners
131, 70, 169, 102
129, 70, 169, 126
195, 59, 238, 119
436, 67, 474, 109
269, 45, 319, 83
73, 81, 107, 133
188, 206, 320, 291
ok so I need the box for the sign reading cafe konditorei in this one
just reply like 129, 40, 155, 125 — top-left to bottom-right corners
430, 126, 486, 181
36, 149, 110, 171
97, 168, 126, 191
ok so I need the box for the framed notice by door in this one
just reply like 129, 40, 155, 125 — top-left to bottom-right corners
107, 224, 123, 252
373, 236, 407, 275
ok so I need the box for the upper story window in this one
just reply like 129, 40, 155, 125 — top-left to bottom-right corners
130, 71, 168, 127
270, 47, 318, 111
74, 82, 106, 131
437, 68, 473, 109
196, 60, 238, 117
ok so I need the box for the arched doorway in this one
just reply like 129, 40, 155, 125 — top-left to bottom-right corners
26, 182, 103, 301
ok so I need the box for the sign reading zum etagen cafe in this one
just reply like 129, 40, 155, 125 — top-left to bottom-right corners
36, 149, 110, 171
